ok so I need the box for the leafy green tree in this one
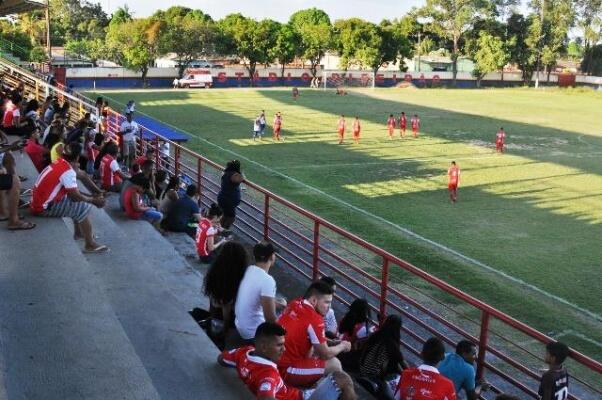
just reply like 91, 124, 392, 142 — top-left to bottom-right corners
470, 31, 509, 86
419, 0, 489, 86
48, 0, 109, 45
581, 43, 602, 74
507, 12, 537, 83
0, 24, 35, 60
64, 38, 104, 65
269, 23, 300, 79
218, 14, 278, 84
110, 6, 133, 26
289, 8, 333, 78
29, 46, 48, 62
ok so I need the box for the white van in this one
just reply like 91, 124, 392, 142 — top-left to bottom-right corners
178, 69, 213, 88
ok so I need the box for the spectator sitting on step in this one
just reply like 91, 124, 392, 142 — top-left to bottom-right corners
123, 173, 163, 231
338, 298, 375, 348
319, 276, 338, 339
59, 101, 71, 124
30, 142, 108, 253
23, 99, 41, 134
24, 129, 49, 172
43, 99, 60, 125
358, 315, 409, 396
218, 322, 358, 400
203, 241, 249, 335
196, 203, 230, 264
439, 340, 489, 400
158, 174, 179, 214
277, 281, 351, 388
2, 95, 27, 137
0, 140, 36, 230
41, 116, 65, 146
154, 169, 168, 199
234, 241, 280, 344
99, 141, 126, 192
134, 147, 155, 171
395, 337, 455, 400
163, 183, 201, 237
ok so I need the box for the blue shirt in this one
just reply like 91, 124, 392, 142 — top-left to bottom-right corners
438, 352, 476, 395
167, 195, 200, 230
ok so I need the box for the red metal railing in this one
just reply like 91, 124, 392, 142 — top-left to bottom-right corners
1, 57, 600, 399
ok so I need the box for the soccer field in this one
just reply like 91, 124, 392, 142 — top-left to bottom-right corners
87, 87, 602, 360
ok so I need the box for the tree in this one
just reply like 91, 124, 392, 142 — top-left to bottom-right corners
507, 12, 537, 84
289, 8, 333, 78
110, 6, 133, 26
419, 0, 489, 86
47, 0, 109, 45
268, 23, 299, 79
581, 43, 602, 74
470, 31, 510, 86
575, 0, 602, 74
157, 7, 216, 75
218, 14, 278, 84
64, 38, 104, 65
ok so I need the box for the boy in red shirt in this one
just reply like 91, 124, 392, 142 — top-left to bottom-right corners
495, 127, 506, 153
395, 337, 456, 400
399, 112, 407, 137
337, 115, 346, 144
411, 114, 420, 138
219, 322, 357, 400
99, 142, 126, 192
352, 116, 361, 145
448, 161, 460, 204
277, 281, 351, 387
387, 114, 396, 139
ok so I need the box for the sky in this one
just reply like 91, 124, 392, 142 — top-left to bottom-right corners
101, 0, 426, 23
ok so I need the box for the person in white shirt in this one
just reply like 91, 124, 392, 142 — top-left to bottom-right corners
235, 241, 282, 342
124, 100, 135, 115
252, 116, 261, 141
319, 276, 338, 338
120, 112, 139, 169
173, 78, 179, 89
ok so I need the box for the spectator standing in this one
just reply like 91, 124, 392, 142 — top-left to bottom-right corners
394, 337, 456, 400
123, 173, 163, 230
277, 281, 351, 387
235, 241, 279, 343
252, 115, 261, 141
120, 112, 139, 169
538, 342, 569, 400
30, 142, 107, 253
217, 160, 244, 229
196, 203, 229, 263
219, 322, 358, 400
259, 110, 266, 137
124, 100, 135, 115
164, 184, 201, 237
203, 241, 249, 334
439, 340, 489, 400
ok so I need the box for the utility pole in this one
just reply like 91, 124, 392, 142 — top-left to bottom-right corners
534, 0, 544, 88
417, 31, 422, 72
45, 0, 52, 62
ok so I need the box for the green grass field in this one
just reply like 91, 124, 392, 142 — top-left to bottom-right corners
87, 87, 602, 362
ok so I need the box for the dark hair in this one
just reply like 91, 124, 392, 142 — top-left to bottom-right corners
304, 281, 334, 299
63, 142, 82, 162
455, 340, 476, 355
206, 202, 223, 219
95, 96, 103, 106
11, 94, 22, 104
365, 314, 402, 348
255, 322, 286, 342
141, 159, 154, 170
451, 161, 456, 165
203, 241, 249, 305
319, 276, 336, 289
186, 184, 198, 197
25, 99, 39, 113
166, 175, 180, 191
130, 173, 150, 189
546, 342, 569, 364
155, 169, 167, 183
225, 160, 241, 173
421, 337, 446, 365
105, 141, 119, 156
44, 132, 61, 149
339, 299, 371, 336
145, 147, 155, 155
253, 241, 276, 263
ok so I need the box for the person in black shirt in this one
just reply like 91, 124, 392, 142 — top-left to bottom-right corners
539, 341, 569, 400
164, 184, 201, 237
217, 160, 245, 229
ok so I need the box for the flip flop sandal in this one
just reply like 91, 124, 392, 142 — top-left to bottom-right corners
7, 221, 36, 231
18, 176, 28, 182
83, 245, 109, 254
18, 200, 31, 209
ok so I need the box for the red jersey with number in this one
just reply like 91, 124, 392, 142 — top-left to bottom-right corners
100, 154, 122, 189
411, 117, 420, 130
31, 158, 78, 213
448, 166, 460, 186
195, 218, 217, 257
395, 365, 456, 400
221, 346, 301, 400
496, 131, 506, 143
400, 115, 407, 128
277, 299, 327, 369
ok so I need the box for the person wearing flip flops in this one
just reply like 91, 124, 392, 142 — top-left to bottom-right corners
0, 139, 36, 231
31, 142, 108, 253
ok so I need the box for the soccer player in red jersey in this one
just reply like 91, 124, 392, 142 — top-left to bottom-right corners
448, 161, 460, 203
219, 322, 357, 400
395, 337, 456, 400
399, 112, 407, 137
273, 112, 283, 141
277, 282, 352, 388
495, 127, 506, 153
352, 116, 361, 144
337, 115, 346, 144
411, 114, 420, 138
387, 114, 396, 139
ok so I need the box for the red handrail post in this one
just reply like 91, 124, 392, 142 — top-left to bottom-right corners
476, 311, 491, 380
174, 146, 181, 177
154, 137, 160, 168
197, 158, 202, 199
312, 221, 320, 280
379, 258, 389, 324
263, 194, 270, 240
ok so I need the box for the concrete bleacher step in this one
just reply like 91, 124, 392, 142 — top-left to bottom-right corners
73, 202, 250, 399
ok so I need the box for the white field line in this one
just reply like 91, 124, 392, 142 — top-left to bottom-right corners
99, 93, 602, 323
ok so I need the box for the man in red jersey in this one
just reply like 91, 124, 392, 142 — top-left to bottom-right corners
448, 161, 460, 203
395, 337, 456, 400
495, 127, 506, 153
352, 116, 361, 144
399, 112, 407, 137
387, 114, 396, 139
219, 322, 357, 400
411, 114, 420, 138
273, 112, 283, 141
100, 142, 126, 192
337, 115, 346, 144
277, 281, 352, 387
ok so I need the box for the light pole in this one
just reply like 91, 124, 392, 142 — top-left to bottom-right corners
45, 0, 51, 62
